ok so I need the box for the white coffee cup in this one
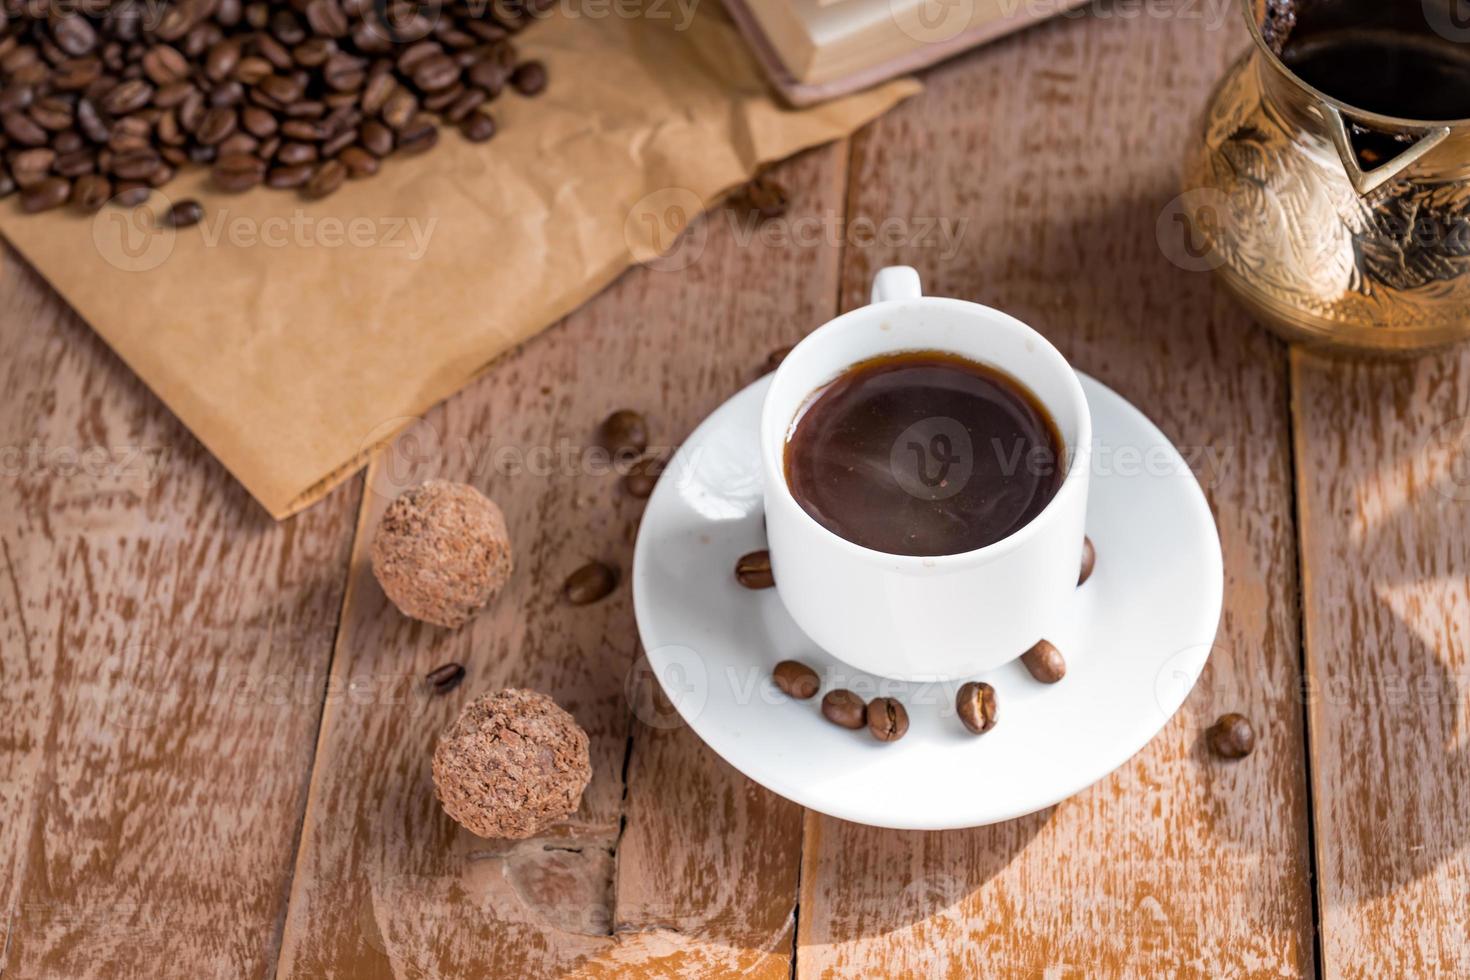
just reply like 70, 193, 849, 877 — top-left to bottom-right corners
760, 266, 1092, 681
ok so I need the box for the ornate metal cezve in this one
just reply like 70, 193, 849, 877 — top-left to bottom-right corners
1183, 0, 1470, 352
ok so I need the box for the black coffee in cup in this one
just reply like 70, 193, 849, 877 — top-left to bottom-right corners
783, 350, 1064, 557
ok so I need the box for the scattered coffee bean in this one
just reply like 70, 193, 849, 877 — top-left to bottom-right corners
165, 199, 205, 228
598, 409, 649, 458
425, 661, 467, 696
821, 689, 866, 730
735, 550, 774, 589
622, 455, 662, 499
459, 109, 496, 143
1207, 713, 1255, 759
740, 175, 789, 221
1020, 639, 1066, 683
564, 560, 619, 606
1079, 536, 1096, 586
867, 697, 908, 742
111, 182, 152, 207
764, 344, 793, 373
956, 681, 998, 734
772, 659, 819, 700
510, 60, 547, 96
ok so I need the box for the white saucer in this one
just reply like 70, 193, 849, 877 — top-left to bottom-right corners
631, 373, 1223, 830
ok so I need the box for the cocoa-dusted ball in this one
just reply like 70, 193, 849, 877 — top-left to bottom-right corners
432, 689, 592, 839
371, 480, 513, 628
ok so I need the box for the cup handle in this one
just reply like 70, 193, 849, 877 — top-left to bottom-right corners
870, 266, 922, 305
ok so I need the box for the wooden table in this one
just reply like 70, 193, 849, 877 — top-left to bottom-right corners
3, 4, 1468, 977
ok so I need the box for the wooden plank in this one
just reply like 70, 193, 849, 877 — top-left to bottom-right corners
0, 244, 361, 979
1293, 347, 1470, 977
798, 9, 1316, 976
275, 144, 844, 978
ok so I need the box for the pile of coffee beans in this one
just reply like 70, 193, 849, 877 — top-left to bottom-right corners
0, 0, 550, 214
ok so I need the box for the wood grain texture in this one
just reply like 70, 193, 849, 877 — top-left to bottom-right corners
1293, 347, 1470, 977
0, 244, 361, 980
274, 144, 844, 978
798, 6, 1316, 976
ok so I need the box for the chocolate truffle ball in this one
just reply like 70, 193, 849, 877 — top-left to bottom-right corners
371, 480, 513, 628
432, 689, 593, 839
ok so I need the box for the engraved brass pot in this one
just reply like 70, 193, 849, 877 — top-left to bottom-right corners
1183, 0, 1470, 353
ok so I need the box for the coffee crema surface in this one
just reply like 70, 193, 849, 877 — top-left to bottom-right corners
783, 350, 1064, 557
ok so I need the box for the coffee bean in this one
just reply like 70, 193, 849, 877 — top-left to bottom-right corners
20, 177, 71, 213
396, 115, 438, 155
821, 689, 866, 730
1207, 713, 1255, 759
412, 53, 460, 93
510, 60, 547, 96
110, 148, 162, 181
360, 120, 394, 156
111, 181, 151, 206
564, 560, 619, 605
425, 661, 466, 695
622, 455, 662, 499
266, 163, 313, 189
338, 145, 378, 177
0, 0, 542, 216
201, 39, 241, 83
0, 84, 35, 114
10, 148, 56, 188
1020, 639, 1066, 683
304, 158, 346, 198
278, 142, 318, 165
956, 681, 998, 734
53, 57, 102, 91
598, 409, 649, 458
867, 697, 909, 742
3, 112, 47, 146
197, 106, 238, 145
743, 176, 789, 221
0, 174, 13, 199
241, 106, 278, 138
735, 550, 774, 589
72, 173, 112, 211
360, 73, 396, 115
28, 98, 75, 132
1078, 536, 1095, 586
772, 660, 819, 700
306, 0, 350, 38
764, 345, 793, 372
101, 78, 154, 115
53, 16, 98, 57
382, 89, 418, 130
143, 45, 189, 85
165, 199, 205, 227
459, 109, 495, 143
213, 152, 266, 191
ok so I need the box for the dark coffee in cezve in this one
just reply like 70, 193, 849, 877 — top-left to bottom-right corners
784, 350, 1063, 557
1277, 0, 1470, 121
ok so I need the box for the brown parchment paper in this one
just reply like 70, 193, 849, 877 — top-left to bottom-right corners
0, 3, 917, 519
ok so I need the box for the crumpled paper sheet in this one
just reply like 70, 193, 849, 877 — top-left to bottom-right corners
0, 2, 917, 518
